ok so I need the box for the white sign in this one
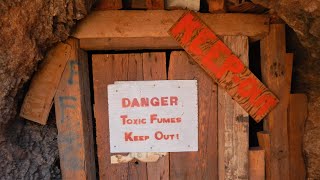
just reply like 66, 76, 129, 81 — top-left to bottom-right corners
108, 80, 198, 153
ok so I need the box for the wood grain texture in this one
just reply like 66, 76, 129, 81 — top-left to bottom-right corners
288, 94, 307, 180
169, 11, 278, 122
169, 51, 218, 180
123, 0, 147, 9
260, 25, 292, 180
142, 52, 169, 180
257, 131, 271, 180
218, 36, 249, 180
72, 10, 270, 50
165, 0, 200, 11
208, 0, 225, 12
20, 41, 71, 124
249, 147, 265, 180
146, 0, 164, 9
54, 38, 96, 180
94, 0, 122, 10
92, 52, 168, 180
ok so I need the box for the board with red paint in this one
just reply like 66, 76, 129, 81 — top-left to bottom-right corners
168, 11, 278, 122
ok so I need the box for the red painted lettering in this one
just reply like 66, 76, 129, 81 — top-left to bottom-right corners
170, 12, 203, 45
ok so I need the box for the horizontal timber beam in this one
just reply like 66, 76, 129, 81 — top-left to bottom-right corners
72, 10, 270, 50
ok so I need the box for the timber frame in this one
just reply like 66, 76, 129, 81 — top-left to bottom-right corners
56, 10, 287, 180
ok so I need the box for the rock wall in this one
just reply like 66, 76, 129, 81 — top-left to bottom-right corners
0, 0, 94, 178
252, 0, 320, 178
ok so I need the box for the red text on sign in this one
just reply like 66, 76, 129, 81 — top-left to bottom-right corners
122, 96, 178, 108
150, 114, 182, 124
154, 131, 179, 140
120, 115, 146, 125
124, 132, 149, 141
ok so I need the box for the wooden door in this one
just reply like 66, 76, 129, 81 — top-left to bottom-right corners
92, 36, 248, 180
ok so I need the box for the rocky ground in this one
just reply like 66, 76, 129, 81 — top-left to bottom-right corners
0, 0, 319, 178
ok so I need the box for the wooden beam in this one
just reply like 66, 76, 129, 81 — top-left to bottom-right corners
208, 0, 225, 12
54, 38, 96, 180
260, 25, 292, 180
288, 94, 307, 180
169, 51, 218, 180
72, 10, 270, 50
94, 0, 122, 10
20, 41, 71, 124
257, 131, 271, 180
218, 36, 249, 180
249, 147, 265, 180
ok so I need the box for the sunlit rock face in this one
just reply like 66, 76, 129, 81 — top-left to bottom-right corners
253, 0, 320, 178
0, 0, 94, 178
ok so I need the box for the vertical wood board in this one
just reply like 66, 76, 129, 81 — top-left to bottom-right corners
20, 42, 71, 124
218, 36, 249, 180
249, 147, 265, 180
288, 94, 307, 180
260, 25, 292, 180
94, 0, 122, 10
257, 131, 271, 180
169, 51, 218, 180
207, 0, 225, 12
54, 38, 96, 180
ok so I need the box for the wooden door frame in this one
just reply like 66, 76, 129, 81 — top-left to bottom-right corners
58, 9, 272, 179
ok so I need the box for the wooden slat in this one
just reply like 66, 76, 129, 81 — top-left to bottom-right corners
142, 52, 169, 180
249, 147, 265, 180
93, 54, 129, 180
169, 11, 277, 122
218, 36, 249, 180
94, 0, 122, 10
146, 0, 164, 9
169, 51, 218, 180
257, 131, 270, 180
20, 41, 71, 124
123, 0, 147, 9
165, 0, 200, 11
288, 94, 307, 180
92, 52, 168, 180
260, 25, 292, 180
54, 38, 96, 180
72, 10, 270, 50
208, 0, 225, 12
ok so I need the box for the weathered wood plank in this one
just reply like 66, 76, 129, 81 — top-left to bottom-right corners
208, 0, 225, 12
257, 131, 271, 180
218, 36, 249, 180
93, 54, 130, 180
142, 52, 169, 180
146, 0, 164, 9
169, 51, 218, 180
123, 0, 147, 9
166, 0, 200, 11
72, 10, 270, 50
249, 147, 265, 180
54, 38, 96, 180
288, 94, 307, 180
92, 52, 168, 180
260, 25, 292, 180
20, 41, 71, 124
169, 11, 278, 122
94, 0, 122, 10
